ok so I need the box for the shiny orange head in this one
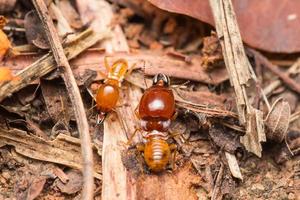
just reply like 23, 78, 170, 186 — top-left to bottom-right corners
107, 59, 128, 84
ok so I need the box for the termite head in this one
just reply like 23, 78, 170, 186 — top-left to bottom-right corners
108, 59, 128, 83
152, 73, 170, 87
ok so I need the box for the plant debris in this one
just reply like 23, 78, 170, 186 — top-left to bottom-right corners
0, 0, 299, 199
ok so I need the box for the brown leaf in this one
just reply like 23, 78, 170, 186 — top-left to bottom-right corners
40, 79, 74, 124
265, 98, 291, 143
208, 124, 243, 154
57, 1, 83, 29
26, 176, 47, 200
24, 10, 50, 49
0, 0, 16, 14
148, 0, 300, 53
3, 51, 228, 85
55, 169, 83, 194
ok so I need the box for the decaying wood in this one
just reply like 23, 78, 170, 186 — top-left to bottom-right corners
0, 128, 101, 179
32, 0, 95, 198
209, 0, 266, 158
102, 113, 137, 200
0, 28, 109, 102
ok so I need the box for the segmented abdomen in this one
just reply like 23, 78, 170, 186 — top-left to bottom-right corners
144, 138, 170, 172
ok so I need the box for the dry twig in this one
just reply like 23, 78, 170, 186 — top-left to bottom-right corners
209, 0, 266, 158
247, 48, 300, 95
32, 0, 95, 198
0, 29, 109, 102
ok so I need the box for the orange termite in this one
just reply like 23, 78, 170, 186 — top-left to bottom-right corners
134, 73, 177, 172
96, 57, 129, 123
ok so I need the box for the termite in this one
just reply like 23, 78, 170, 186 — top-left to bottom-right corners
96, 57, 131, 123
133, 73, 177, 172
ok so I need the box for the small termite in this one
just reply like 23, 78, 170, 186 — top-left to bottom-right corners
133, 73, 177, 172
96, 57, 131, 123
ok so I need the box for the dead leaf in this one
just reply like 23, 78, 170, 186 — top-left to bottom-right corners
24, 10, 50, 49
0, 0, 16, 14
55, 169, 83, 194
3, 51, 228, 85
40, 79, 74, 124
0, 29, 10, 60
0, 66, 13, 82
26, 176, 47, 200
265, 98, 291, 142
57, 1, 83, 29
148, 0, 300, 53
209, 124, 243, 154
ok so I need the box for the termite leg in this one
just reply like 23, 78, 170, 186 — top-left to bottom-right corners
136, 143, 145, 152
168, 130, 188, 144
134, 104, 140, 119
104, 56, 111, 72
171, 111, 178, 121
126, 127, 141, 146
126, 62, 137, 76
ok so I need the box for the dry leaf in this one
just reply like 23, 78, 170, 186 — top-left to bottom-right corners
265, 98, 291, 142
24, 10, 50, 49
0, 66, 13, 82
0, 0, 16, 14
0, 29, 10, 60
55, 169, 83, 194
148, 0, 300, 53
26, 176, 47, 200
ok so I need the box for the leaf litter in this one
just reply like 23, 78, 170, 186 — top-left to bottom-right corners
0, 0, 299, 199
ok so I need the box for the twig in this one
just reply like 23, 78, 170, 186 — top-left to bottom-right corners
264, 58, 300, 96
211, 162, 224, 200
209, 0, 266, 158
247, 48, 300, 95
0, 29, 109, 102
32, 0, 94, 199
